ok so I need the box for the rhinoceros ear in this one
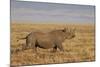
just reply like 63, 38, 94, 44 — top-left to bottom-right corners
62, 28, 66, 32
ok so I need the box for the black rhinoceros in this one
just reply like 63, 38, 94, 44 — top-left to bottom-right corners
18, 28, 75, 52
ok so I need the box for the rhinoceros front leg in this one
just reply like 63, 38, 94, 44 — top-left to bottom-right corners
56, 42, 64, 52
52, 45, 57, 52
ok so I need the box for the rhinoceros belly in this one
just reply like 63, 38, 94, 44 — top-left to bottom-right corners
37, 38, 54, 49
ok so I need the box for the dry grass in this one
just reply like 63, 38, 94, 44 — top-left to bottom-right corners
11, 23, 95, 66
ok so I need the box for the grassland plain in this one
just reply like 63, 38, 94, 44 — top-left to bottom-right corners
11, 23, 95, 66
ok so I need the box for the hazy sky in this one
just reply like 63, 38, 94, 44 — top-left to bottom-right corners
11, 0, 95, 24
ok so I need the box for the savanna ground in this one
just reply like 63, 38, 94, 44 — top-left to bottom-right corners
11, 22, 95, 66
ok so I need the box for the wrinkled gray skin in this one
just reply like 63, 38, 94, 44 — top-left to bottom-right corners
19, 28, 75, 52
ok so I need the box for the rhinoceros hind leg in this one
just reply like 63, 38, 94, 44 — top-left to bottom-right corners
32, 40, 37, 53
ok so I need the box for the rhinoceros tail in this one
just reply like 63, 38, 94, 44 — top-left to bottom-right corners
17, 36, 27, 42
17, 32, 31, 42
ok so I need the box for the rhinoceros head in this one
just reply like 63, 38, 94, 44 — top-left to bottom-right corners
62, 27, 76, 39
